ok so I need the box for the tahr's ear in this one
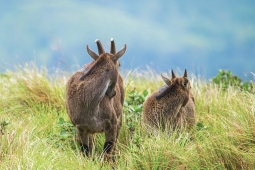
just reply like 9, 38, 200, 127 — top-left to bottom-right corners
87, 45, 99, 60
171, 69, 176, 79
113, 44, 126, 61
183, 69, 188, 78
161, 74, 172, 86
182, 77, 189, 87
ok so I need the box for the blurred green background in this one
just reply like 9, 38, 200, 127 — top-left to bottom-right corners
0, 0, 254, 80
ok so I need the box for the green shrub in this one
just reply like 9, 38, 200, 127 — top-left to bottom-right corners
123, 89, 148, 133
212, 69, 254, 93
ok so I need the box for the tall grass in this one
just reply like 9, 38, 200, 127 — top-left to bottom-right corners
0, 64, 255, 169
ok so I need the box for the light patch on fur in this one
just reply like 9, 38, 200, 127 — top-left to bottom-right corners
78, 64, 89, 73
98, 80, 110, 100
158, 85, 168, 93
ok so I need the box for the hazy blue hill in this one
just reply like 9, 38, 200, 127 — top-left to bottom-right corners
0, 0, 254, 80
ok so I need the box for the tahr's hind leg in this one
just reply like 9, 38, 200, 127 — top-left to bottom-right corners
103, 119, 117, 161
112, 116, 122, 161
76, 126, 90, 157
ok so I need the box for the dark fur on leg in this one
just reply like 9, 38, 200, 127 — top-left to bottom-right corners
103, 141, 113, 153
80, 143, 89, 157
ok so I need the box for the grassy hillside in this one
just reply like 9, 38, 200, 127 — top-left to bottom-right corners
0, 64, 255, 169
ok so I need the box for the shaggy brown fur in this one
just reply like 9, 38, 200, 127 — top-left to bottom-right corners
65, 39, 126, 161
142, 69, 196, 131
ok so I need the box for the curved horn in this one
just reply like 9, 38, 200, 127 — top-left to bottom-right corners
95, 39, 105, 55
87, 45, 99, 60
113, 44, 126, 61
110, 38, 116, 54
161, 74, 171, 86
171, 69, 176, 79
183, 69, 188, 78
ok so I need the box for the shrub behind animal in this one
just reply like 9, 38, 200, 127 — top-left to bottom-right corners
142, 69, 196, 132
65, 39, 126, 161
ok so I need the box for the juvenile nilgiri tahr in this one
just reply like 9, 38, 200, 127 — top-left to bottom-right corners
65, 39, 126, 161
142, 69, 196, 131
